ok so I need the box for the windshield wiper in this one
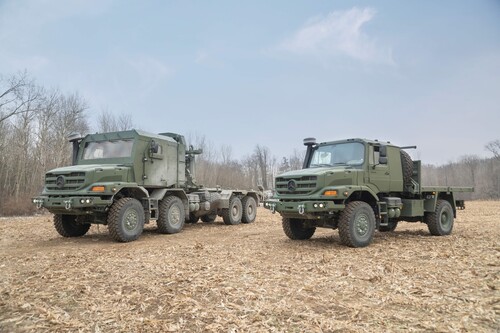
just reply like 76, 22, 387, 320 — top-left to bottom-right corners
310, 163, 332, 167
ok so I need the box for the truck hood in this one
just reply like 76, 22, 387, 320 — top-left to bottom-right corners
275, 166, 361, 196
278, 166, 346, 177
44, 164, 131, 192
48, 164, 126, 174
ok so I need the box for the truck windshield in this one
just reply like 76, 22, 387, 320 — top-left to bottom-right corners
309, 142, 365, 167
82, 139, 134, 160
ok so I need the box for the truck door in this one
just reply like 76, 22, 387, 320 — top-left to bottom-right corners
143, 140, 169, 186
367, 144, 391, 193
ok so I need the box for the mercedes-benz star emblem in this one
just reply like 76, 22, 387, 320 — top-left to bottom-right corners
287, 179, 297, 192
56, 176, 65, 189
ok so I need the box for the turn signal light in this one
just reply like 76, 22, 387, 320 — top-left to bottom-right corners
91, 186, 105, 192
324, 190, 338, 196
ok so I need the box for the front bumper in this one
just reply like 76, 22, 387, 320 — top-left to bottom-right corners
264, 199, 345, 219
33, 196, 113, 214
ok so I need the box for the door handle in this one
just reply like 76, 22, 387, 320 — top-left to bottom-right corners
385, 172, 390, 175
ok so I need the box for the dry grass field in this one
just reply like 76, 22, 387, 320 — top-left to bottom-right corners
1, 200, 499, 332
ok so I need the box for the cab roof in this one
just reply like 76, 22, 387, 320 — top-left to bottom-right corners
318, 138, 398, 148
84, 129, 178, 143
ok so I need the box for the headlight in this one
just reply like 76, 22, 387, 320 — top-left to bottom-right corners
80, 198, 93, 204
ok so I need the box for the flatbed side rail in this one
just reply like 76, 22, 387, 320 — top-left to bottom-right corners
421, 186, 474, 193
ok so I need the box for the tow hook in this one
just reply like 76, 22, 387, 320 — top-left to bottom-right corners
298, 204, 305, 215
33, 198, 44, 209
270, 203, 276, 214
64, 199, 72, 210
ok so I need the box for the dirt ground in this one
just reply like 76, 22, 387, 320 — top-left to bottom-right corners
0, 201, 498, 332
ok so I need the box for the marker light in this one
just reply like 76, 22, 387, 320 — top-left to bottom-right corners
324, 190, 338, 196
91, 186, 105, 192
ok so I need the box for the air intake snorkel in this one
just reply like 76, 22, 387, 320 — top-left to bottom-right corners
302, 137, 316, 169
68, 133, 84, 165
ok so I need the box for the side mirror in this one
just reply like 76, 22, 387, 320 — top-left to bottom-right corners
150, 140, 159, 154
379, 145, 387, 157
379, 156, 388, 164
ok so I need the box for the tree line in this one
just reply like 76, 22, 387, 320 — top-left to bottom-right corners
421, 154, 500, 200
0, 72, 498, 215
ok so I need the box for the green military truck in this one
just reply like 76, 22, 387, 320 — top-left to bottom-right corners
33, 130, 259, 242
265, 137, 473, 248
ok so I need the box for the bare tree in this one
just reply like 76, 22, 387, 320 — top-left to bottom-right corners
277, 149, 305, 174
460, 155, 480, 187
0, 72, 42, 123
97, 108, 134, 132
254, 145, 270, 190
219, 144, 233, 164
485, 139, 500, 159
117, 113, 133, 130
289, 149, 305, 171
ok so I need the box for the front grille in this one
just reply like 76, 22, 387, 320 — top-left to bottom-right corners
275, 175, 317, 195
45, 172, 86, 191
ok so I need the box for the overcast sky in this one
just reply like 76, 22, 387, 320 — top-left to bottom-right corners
1, 0, 499, 165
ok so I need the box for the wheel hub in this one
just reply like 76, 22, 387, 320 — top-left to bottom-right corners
124, 208, 139, 231
355, 213, 369, 236
441, 211, 449, 227
169, 206, 181, 225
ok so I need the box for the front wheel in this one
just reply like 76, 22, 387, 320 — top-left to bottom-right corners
426, 200, 454, 236
222, 196, 242, 225
54, 214, 91, 237
157, 196, 186, 234
338, 201, 376, 248
282, 218, 316, 240
107, 198, 145, 242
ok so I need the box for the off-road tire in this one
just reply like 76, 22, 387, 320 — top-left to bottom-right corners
187, 213, 199, 224
401, 150, 413, 187
379, 220, 398, 232
157, 196, 185, 234
201, 214, 217, 223
338, 201, 376, 247
282, 217, 316, 240
241, 196, 257, 223
222, 196, 242, 225
107, 198, 145, 242
426, 199, 454, 236
54, 214, 91, 237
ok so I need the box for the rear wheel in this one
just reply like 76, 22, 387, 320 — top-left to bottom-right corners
282, 217, 315, 240
54, 214, 91, 237
107, 198, 144, 242
338, 201, 376, 247
241, 196, 257, 223
157, 196, 185, 234
426, 200, 454, 236
222, 196, 242, 225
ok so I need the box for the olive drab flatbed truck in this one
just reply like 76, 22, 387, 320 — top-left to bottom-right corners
33, 130, 260, 242
264, 137, 473, 248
